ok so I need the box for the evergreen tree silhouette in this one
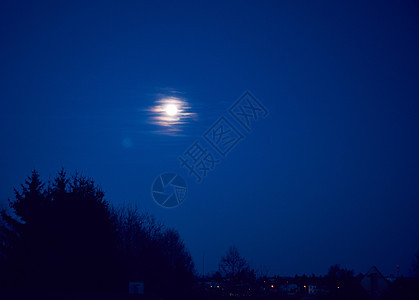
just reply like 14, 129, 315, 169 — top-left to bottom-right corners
1, 170, 198, 299
0, 170, 119, 291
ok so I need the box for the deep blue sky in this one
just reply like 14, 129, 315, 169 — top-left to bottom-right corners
1, 0, 419, 277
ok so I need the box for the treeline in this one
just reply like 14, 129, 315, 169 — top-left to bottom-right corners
0, 170, 197, 299
204, 247, 419, 300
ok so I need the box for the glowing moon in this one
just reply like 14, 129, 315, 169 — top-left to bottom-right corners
145, 94, 197, 135
165, 104, 178, 116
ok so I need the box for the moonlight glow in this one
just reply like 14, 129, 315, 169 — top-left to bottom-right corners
146, 94, 197, 135
165, 104, 178, 116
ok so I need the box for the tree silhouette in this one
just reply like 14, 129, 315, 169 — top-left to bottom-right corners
412, 252, 419, 277
0, 170, 52, 288
0, 170, 198, 298
217, 246, 258, 296
325, 264, 368, 300
219, 245, 248, 279
115, 206, 197, 298
0, 170, 119, 291
49, 171, 119, 291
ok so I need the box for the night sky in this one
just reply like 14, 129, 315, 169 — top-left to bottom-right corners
1, 0, 419, 277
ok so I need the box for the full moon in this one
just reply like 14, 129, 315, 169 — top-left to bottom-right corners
147, 94, 197, 135
165, 104, 178, 116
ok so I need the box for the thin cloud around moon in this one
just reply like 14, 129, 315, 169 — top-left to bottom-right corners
145, 94, 197, 136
